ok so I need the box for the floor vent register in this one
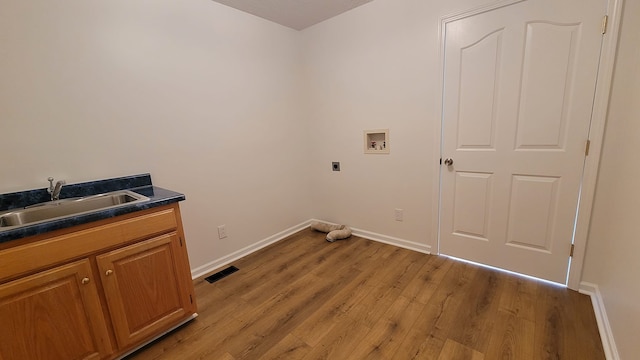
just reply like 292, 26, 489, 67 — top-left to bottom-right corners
204, 266, 239, 284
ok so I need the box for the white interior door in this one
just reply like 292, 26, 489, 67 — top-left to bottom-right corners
439, 0, 605, 284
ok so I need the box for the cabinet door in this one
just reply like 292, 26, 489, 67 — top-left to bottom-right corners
0, 260, 113, 360
96, 233, 193, 348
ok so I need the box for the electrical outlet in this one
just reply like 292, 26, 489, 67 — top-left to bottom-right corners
395, 208, 404, 222
217, 225, 227, 239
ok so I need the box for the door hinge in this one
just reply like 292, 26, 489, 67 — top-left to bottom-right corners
440, 157, 442, 165
179, 236, 183, 247
602, 15, 608, 34
189, 294, 193, 304
585, 140, 591, 156
570, 244, 575, 257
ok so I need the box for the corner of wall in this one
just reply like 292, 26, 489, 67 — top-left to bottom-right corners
191, 218, 432, 281
190, 220, 313, 279
312, 218, 432, 254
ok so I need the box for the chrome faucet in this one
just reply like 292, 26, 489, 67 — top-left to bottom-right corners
47, 177, 66, 201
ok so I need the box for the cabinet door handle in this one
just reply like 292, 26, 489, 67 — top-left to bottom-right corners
81, 277, 90, 285
105, 270, 114, 276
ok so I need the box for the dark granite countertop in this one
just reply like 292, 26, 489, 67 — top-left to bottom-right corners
0, 174, 185, 244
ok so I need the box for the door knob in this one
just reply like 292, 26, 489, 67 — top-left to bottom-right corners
81, 277, 90, 285
444, 158, 454, 166
105, 270, 113, 276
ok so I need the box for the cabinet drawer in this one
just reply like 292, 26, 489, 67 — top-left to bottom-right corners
0, 207, 178, 283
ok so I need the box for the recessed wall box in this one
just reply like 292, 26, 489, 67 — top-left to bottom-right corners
364, 129, 390, 154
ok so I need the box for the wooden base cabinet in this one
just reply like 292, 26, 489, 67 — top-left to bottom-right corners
97, 233, 194, 348
0, 260, 113, 360
0, 204, 197, 360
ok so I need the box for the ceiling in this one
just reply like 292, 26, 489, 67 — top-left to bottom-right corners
211, 0, 375, 30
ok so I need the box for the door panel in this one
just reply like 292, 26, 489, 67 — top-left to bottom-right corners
440, 0, 604, 283
453, 172, 493, 241
457, 30, 502, 150
516, 22, 579, 149
506, 175, 560, 251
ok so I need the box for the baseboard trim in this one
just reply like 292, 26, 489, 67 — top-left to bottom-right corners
579, 282, 620, 360
308, 219, 431, 254
190, 220, 312, 279
350, 227, 431, 254
191, 219, 432, 279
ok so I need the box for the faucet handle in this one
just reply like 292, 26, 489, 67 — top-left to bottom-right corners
47, 177, 55, 193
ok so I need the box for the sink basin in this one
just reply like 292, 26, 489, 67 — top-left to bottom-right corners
0, 190, 150, 228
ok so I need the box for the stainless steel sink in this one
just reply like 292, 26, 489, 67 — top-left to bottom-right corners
0, 190, 149, 228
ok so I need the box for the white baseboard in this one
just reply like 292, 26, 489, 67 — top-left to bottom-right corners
579, 282, 620, 360
350, 227, 431, 254
191, 219, 432, 279
190, 220, 312, 279
309, 218, 431, 254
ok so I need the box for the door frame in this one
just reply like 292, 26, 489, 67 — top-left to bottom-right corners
431, 0, 625, 290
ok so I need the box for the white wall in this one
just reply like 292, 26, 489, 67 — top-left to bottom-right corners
582, 1, 640, 358
0, 0, 312, 269
301, 0, 488, 250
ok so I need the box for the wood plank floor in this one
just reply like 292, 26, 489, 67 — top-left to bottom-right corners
127, 229, 604, 360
